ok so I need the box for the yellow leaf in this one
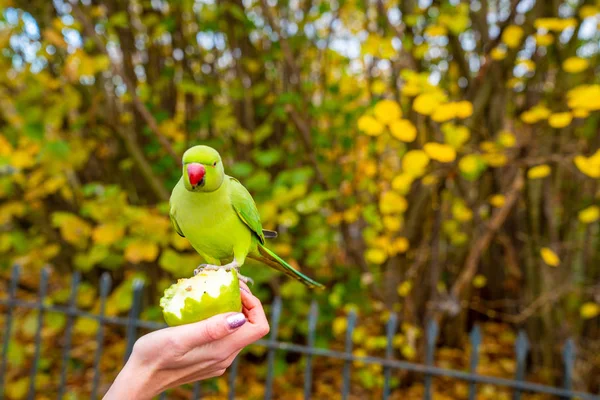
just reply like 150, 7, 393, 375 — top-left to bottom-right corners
6, 377, 28, 400
520, 104, 551, 124
365, 248, 388, 264
389, 119, 417, 142
10, 150, 37, 169
371, 80, 387, 95
578, 205, 599, 224
431, 103, 456, 122
454, 101, 473, 118
566, 84, 600, 112
125, 241, 159, 263
562, 57, 589, 74
540, 247, 560, 267
332, 317, 347, 336
424, 142, 456, 163
413, 91, 446, 116
527, 164, 551, 179
473, 275, 487, 288
574, 154, 600, 178
358, 115, 385, 136
379, 191, 408, 214
0, 135, 13, 157
52, 212, 92, 248
491, 47, 507, 60
374, 99, 402, 124
579, 5, 599, 19
442, 123, 470, 149
391, 237, 409, 254
482, 152, 508, 167
489, 194, 506, 208
573, 109, 590, 118
502, 25, 524, 49
92, 223, 124, 246
580, 302, 600, 319
534, 17, 577, 31
422, 174, 438, 186
497, 130, 517, 148
401, 344, 417, 360
402, 83, 421, 97
383, 215, 403, 232
402, 150, 430, 177
458, 154, 486, 181
397, 281, 413, 297
159, 119, 185, 142
534, 33, 554, 47
452, 200, 473, 222
424, 24, 447, 37
391, 173, 414, 195
548, 112, 573, 128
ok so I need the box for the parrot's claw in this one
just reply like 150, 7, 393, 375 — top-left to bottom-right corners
193, 264, 221, 275
193, 262, 253, 285
237, 273, 254, 286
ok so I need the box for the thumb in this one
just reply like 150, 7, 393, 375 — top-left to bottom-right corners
174, 312, 247, 349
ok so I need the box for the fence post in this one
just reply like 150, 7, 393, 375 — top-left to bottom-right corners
513, 330, 530, 400
341, 310, 357, 400
123, 278, 144, 364
468, 325, 482, 400
192, 380, 202, 400
27, 267, 50, 400
91, 273, 112, 400
304, 300, 319, 400
0, 264, 20, 400
58, 272, 81, 400
424, 319, 439, 400
264, 296, 282, 400
227, 354, 239, 400
561, 338, 575, 400
383, 313, 398, 400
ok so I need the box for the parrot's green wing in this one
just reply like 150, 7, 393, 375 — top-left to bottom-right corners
228, 176, 266, 245
169, 209, 185, 237
169, 213, 185, 237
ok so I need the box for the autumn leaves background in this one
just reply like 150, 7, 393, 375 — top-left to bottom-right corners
1, 0, 600, 398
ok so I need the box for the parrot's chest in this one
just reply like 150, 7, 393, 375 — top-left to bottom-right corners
174, 186, 250, 260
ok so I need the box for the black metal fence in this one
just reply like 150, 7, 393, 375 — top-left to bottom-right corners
1, 265, 598, 400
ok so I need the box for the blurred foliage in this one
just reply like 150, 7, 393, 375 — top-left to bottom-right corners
1, 0, 600, 398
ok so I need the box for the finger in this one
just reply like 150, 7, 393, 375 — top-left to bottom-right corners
227, 290, 269, 345
240, 289, 266, 325
238, 280, 252, 295
171, 312, 247, 350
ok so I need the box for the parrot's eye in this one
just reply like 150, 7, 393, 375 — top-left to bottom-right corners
213, 161, 217, 167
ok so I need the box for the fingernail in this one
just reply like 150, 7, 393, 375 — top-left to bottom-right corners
227, 313, 246, 329
239, 287, 251, 294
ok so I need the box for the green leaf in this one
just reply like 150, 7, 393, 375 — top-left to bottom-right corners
109, 12, 128, 28
44, 140, 70, 158
229, 161, 254, 178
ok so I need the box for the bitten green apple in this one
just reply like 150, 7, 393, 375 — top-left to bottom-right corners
160, 269, 242, 326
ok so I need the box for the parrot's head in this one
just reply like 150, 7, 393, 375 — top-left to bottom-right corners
181, 145, 225, 192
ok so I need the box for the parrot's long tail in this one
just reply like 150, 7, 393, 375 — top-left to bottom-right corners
251, 244, 325, 289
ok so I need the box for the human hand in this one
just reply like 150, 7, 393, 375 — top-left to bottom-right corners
103, 282, 269, 400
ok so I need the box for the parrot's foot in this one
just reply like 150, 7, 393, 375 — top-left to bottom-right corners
237, 273, 254, 286
193, 264, 221, 275
193, 261, 253, 285
221, 261, 254, 285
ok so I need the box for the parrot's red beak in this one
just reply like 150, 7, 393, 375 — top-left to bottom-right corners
187, 163, 206, 187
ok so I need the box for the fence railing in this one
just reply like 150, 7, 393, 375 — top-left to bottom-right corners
0, 265, 598, 400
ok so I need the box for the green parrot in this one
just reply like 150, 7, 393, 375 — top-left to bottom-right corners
169, 145, 324, 289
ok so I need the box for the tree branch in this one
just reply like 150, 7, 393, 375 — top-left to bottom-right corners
72, 4, 181, 166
